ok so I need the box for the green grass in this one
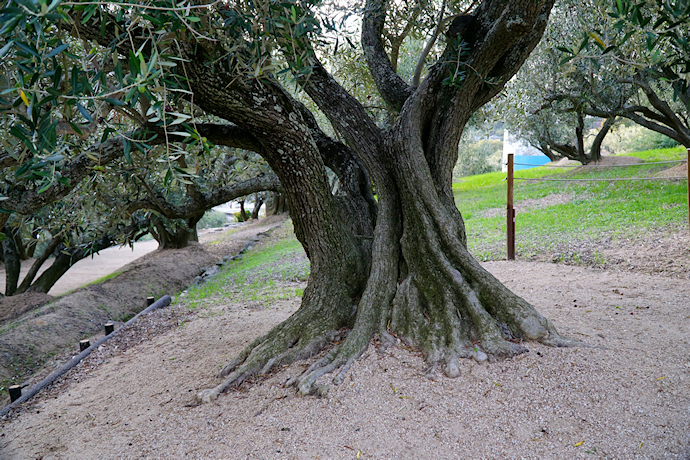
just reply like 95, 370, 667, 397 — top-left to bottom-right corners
621, 145, 686, 162
175, 147, 686, 308
183, 229, 309, 309
454, 148, 688, 262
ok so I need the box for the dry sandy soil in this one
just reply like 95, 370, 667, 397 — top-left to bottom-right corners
0, 220, 689, 459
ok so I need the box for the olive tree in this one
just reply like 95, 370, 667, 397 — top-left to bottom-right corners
0, 0, 575, 400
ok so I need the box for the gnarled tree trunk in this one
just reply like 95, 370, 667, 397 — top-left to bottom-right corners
265, 192, 288, 216
250, 194, 264, 220
192, 0, 577, 403
69, 0, 577, 404
2, 226, 20, 296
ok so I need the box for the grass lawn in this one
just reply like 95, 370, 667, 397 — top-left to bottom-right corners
180, 146, 688, 300
184, 225, 309, 309
453, 146, 688, 262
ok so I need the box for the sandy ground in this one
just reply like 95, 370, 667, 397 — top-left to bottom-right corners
0, 219, 283, 384
0, 223, 688, 459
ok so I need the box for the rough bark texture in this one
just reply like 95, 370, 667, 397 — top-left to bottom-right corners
16, 237, 63, 294
193, 0, 575, 402
535, 116, 616, 164
265, 193, 288, 216
250, 195, 264, 220
68, 0, 573, 403
2, 227, 20, 296
148, 219, 198, 250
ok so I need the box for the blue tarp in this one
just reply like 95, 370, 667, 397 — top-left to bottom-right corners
513, 155, 550, 170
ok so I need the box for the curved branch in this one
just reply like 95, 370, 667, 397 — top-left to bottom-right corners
125, 173, 282, 220
386, 2, 422, 73
623, 113, 689, 145
634, 75, 689, 138
362, 0, 414, 111
1, 134, 140, 216
412, 0, 446, 88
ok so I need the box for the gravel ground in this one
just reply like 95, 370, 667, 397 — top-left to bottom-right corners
0, 231, 689, 459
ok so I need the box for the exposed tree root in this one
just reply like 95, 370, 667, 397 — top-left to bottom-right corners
197, 312, 345, 402
199, 196, 582, 402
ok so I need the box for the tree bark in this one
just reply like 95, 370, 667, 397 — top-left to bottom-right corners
68, 0, 578, 403
194, 0, 578, 403
265, 192, 288, 216
149, 218, 197, 250
250, 194, 264, 220
238, 200, 248, 222
26, 236, 113, 293
16, 236, 62, 294
2, 227, 20, 296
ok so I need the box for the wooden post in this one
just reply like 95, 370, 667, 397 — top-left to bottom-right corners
104, 322, 114, 335
146, 296, 155, 306
8, 385, 22, 402
507, 153, 515, 260
79, 339, 90, 351
687, 148, 689, 235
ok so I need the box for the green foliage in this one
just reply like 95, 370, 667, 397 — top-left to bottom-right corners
602, 122, 681, 154
454, 139, 503, 178
185, 230, 309, 309
502, 0, 689, 162
197, 210, 228, 229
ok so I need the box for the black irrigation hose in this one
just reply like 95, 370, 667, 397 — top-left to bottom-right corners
0, 295, 172, 419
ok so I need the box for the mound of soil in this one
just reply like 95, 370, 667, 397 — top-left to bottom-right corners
0, 217, 287, 388
655, 161, 688, 178
0, 292, 54, 323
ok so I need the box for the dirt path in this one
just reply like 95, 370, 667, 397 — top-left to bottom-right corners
0, 226, 688, 459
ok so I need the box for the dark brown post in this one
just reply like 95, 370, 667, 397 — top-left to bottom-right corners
9, 385, 22, 402
146, 296, 155, 306
507, 153, 515, 260
104, 322, 114, 335
687, 148, 689, 235
79, 340, 90, 351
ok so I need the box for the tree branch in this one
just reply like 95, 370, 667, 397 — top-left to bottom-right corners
125, 173, 282, 220
362, 0, 414, 111
1, 134, 141, 216
412, 0, 446, 88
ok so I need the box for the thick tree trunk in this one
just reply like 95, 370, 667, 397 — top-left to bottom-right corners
149, 219, 197, 249
168, 0, 571, 403
25, 251, 76, 294
12, 231, 29, 261
250, 195, 263, 220
238, 200, 248, 222
589, 117, 616, 163
26, 236, 113, 293
265, 192, 288, 215
16, 236, 62, 294
384, 119, 568, 373
2, 227, 20, 296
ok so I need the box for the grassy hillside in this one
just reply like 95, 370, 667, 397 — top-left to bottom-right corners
180, 146, 688, 303
183, 225, 309, 309
453, 146, 688, 263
